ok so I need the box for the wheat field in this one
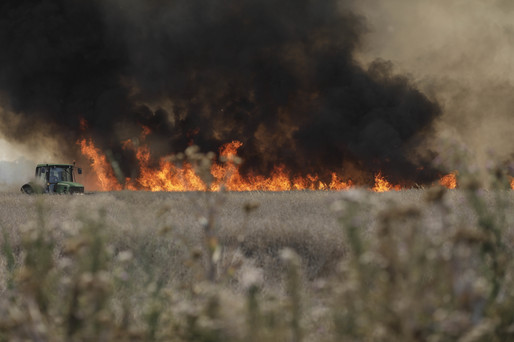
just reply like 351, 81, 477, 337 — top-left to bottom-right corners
0, 188, 513, 341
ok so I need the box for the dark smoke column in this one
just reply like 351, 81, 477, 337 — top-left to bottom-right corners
0, 0, 441, 185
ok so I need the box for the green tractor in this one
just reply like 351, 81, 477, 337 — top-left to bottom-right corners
21, 163, 85, 194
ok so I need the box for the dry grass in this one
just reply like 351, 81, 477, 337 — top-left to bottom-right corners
0, 187, 514, 341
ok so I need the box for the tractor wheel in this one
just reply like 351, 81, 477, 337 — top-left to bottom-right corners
21, 185, 34, 194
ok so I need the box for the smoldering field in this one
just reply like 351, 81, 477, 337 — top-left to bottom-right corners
1, 188, 514, 341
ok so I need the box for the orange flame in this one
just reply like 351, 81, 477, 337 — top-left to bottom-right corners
439, 173, 457, 189
511, 177, 514, 190
79, 139, 122, 191
79, 129, 473, 192
80, 138, 362, 191
133, 150, 207, 191
372, 172, 401, 192
209, 141, 355, 191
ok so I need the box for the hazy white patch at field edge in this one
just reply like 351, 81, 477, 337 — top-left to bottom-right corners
0, 157, 34, 192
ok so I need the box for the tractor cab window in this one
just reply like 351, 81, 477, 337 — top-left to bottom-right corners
49, 167, 73, 183
37, 167, 48, 182
49, 169, 60, 183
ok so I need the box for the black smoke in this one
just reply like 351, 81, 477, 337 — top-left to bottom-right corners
0, 0, 441, 186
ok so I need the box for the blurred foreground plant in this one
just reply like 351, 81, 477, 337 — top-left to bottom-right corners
331, 182, 514, 341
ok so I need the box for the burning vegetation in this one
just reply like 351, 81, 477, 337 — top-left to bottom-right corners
79, 125, 456, 191
80, 134, 357, 191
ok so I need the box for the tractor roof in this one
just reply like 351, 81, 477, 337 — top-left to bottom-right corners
36, 164, 74, 168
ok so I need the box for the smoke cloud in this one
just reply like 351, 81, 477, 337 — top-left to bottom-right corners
349, 0, 514, 171
0, 0, 443, 186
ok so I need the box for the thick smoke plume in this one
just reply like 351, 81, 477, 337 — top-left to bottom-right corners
0, 0, 442, 186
